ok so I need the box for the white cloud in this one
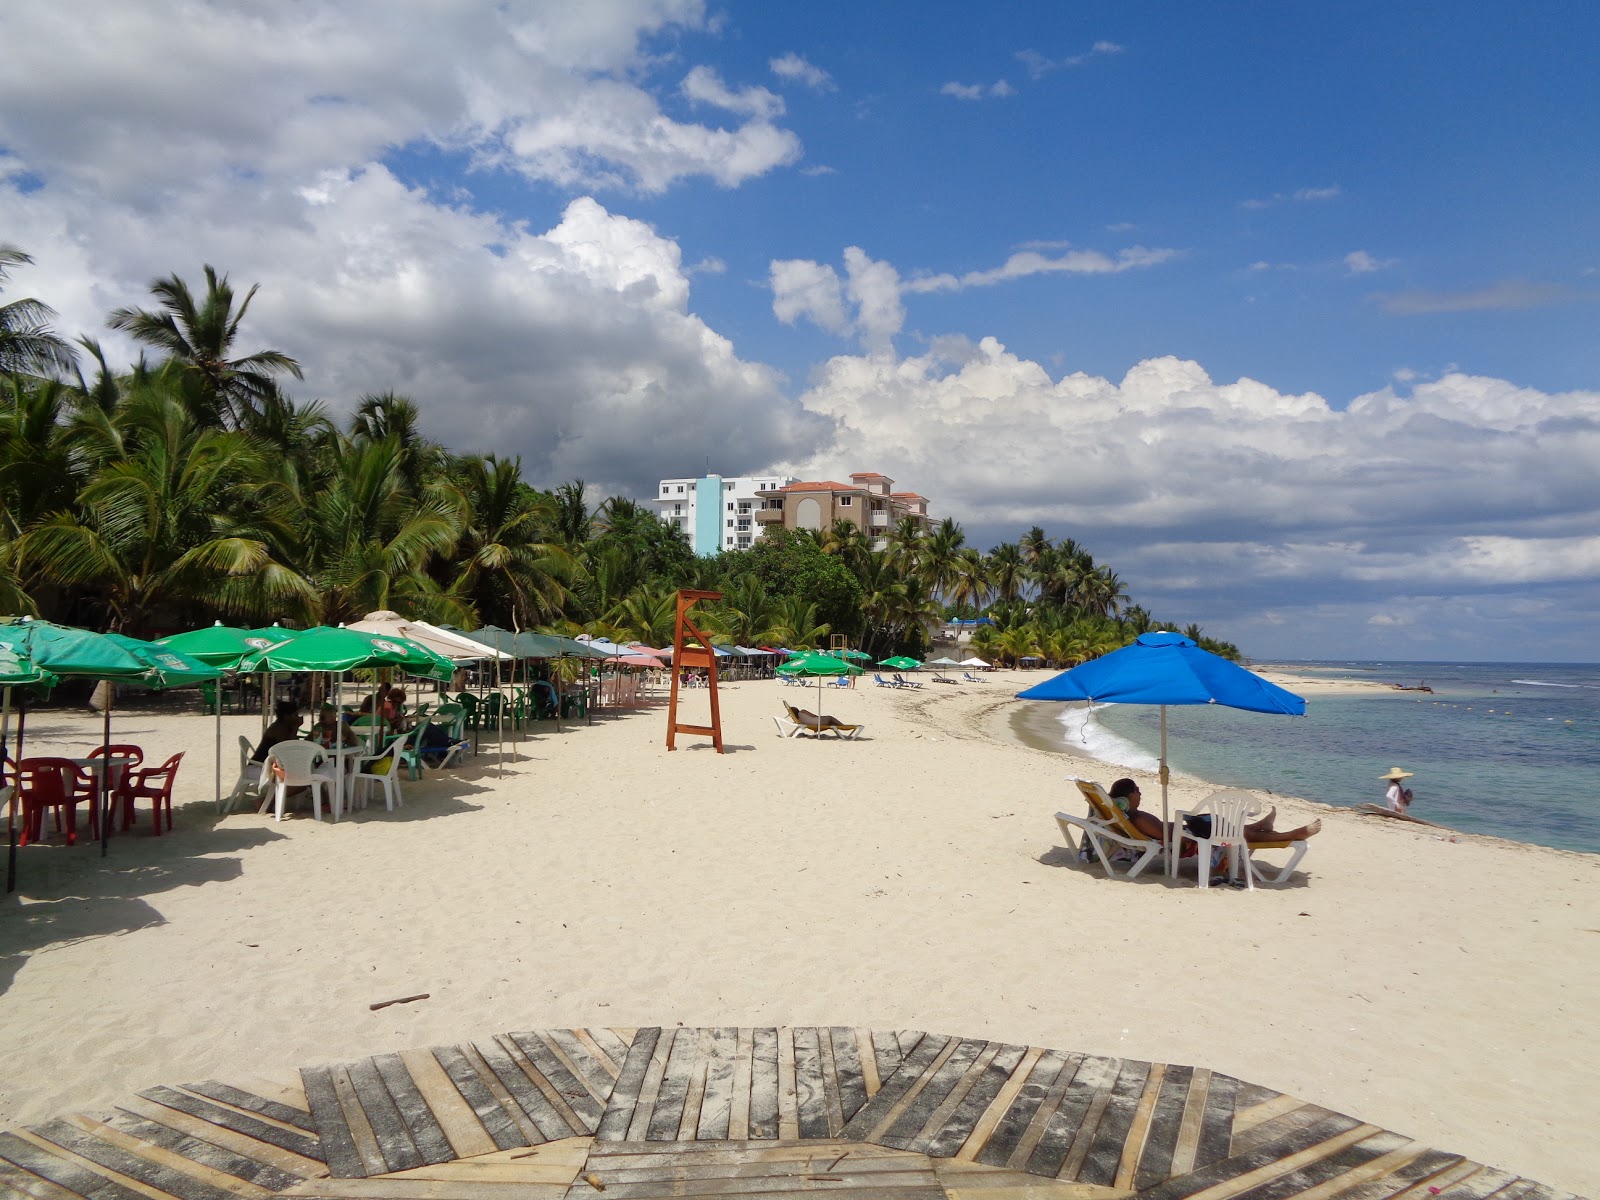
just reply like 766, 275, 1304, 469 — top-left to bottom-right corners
1378, 279, 1575, 315
679, 65, 785, 119
905, 245, 1178, 293
1344, 250, 1394, 274
0, 1, 800, 198
769, 52, 833, 90
1242, 184, 1342, 210
940, 80, 1015, 100
1015, 42, 1124, 79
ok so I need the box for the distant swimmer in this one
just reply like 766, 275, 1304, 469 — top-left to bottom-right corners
1381, 766, 1415, 812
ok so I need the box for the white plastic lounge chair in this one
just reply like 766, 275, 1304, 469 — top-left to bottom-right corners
258, 741, 337, 823
962, 672, 985, 683
772, 715, 821, 738
1054, 777, 1167, 880
1173, 788, 1310, 888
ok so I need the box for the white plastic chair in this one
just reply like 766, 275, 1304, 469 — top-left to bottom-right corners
258, 741, 337, 823
222, 735, 263, 814
1176, 788, 1310, 888
351, 729, 413, 813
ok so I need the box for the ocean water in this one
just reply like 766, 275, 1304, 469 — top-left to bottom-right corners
1034, 661, 1600, 855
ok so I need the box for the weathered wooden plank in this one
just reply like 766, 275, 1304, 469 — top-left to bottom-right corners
749, 1028, 780, 1140
828, 1027, 869, 1127
776, 1027, 800, 1140
342, 1057, 423, 1175
26, 1119, 244, 1200
1319, 1148, 1469, 1200
226, 1075, 311, 1117
298, 1067, 370, 1180
1195, 1071, 1238, 1170
140, 1085, 324, 1163
539, 1030, 616, 1106
790, 1027, 831, 1140
1259, 1137, 1435, 1200
91, 1107, 304, 1193
952, 1044, 1048, 1163
879, 1037, 988, 1151
0, 1130, 152, 1200
593, 1028, 636, 1067
429, 1046, 529, 1152
395, 1047, 497, 1162
331, 1065, 394, 1178
896, 1030, 927, 1059
853, 1030, 881, 1099
645, 1027, 700, 1141
112, 1098, 327, 1183
181, 1083, 317, 1134
595, 1026, 661, 1142
370, 1054, 456, 1167
478, 1036, 576, 1141
674, 1030, 714, 1141
57, 1113, 274, 1200
814, 1027, 846, 1137
1430, 1165, 1524, 1200
1167, 1066, 1211, 1181
284, 1178, 570, 1198
1135, 1114, 1372, 1200
456, 1043, 545, 1146
696, 1027, 739, 1140
873, 1031, 905, 1088
1221, 1127, 1411, 1200
921, 1042, 1028, 1160
727, 1028, 755, 1140
1022, 1054, 1118, 1179
841, 1032, 957, 1142
497, 1036, 587, 1138
572, 1029, 627, 1081
623, 1027, 677, 1142
1133, 1062, 1192, 1191
1230, 1104, 1341, 1159
1231, 1094, 1307, 1139
0, 1158, 91, 1200
972, 1048, 1073, 1169
1078, 1058, 1152, 1188
1233, 1081, 1280, 1110
1056, 1080, 1115, 1183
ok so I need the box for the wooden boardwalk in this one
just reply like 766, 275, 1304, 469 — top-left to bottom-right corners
0, 1027, 1578, 1200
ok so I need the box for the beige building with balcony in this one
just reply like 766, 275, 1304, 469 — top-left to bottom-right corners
753, 472, 931, 545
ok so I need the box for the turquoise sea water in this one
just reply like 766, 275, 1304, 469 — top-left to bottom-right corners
1040, 661, 1600, 855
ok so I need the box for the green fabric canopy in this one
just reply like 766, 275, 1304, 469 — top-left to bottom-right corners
778, 651, 863, 677
0, 618, 150, 679
237, 625, 455, 681
877, 656, 922, 670
0, 644, 54, 687
103, 633, 223, 688
158, 623, 296, 668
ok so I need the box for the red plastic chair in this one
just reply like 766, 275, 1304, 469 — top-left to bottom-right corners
122, 752, 184, 836
88, 743, 145, 831
15, 758, 95, 846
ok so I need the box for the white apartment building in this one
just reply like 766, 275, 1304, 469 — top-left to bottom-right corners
653, 473, 798, 555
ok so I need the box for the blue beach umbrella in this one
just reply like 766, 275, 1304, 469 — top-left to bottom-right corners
1016, 631, 1306, 832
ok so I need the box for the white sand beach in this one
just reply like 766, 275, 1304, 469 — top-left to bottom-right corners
1, 673, 1596, 1195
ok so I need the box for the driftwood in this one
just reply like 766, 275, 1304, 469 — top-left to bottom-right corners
1357, 803, 1448, 829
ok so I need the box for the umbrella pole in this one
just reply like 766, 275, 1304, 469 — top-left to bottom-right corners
101, 691, 112, 857
3, 686, 13, 894
336, 676, 345, 817
1159, 705, 1171, 875
214, 685, 223, 811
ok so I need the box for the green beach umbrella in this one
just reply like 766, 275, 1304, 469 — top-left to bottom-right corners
837, 648, 872, 660
778, 651, 863, 728
237, 625, 455, 680
0, 644, 55, 688
878, 656, 922, 671
103, 633, 223, 689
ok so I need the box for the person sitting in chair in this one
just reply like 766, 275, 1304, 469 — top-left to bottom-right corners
1106, 778, 1322, 846
251, 701, 302, 763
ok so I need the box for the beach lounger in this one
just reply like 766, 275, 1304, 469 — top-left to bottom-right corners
932, 673, 959, 684
772, 714, 822, 738
962, 672, 985, 683
893, 673, 923, 689
1173, 789, 1310, 888
784, 703, 866, 739
873, 674, 898, 688
1054, 777, 1168, 879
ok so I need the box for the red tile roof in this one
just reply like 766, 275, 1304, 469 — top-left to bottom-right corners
891, 492, 926, 500
849, 471, 890, 479
781, 480, 862, 493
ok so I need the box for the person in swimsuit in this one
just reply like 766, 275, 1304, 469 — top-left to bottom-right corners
1107, 778, 1322, 845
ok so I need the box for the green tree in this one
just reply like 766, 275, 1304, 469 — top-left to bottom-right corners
0, 245, 77, 377
107, 265, 302, 429
452, 455, 572, 626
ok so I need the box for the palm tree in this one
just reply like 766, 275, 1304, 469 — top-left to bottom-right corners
0, 245, 78, 377
985, 542, 1025, 605
17, 385, 312, 631
608, 583, 680, 646
552, 480, 592, 548
768, 595, 831, 648
452, 454, 572, 626
107, 265, 302, 429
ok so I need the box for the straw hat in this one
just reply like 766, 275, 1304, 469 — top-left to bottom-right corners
1379, 767, 1414, 781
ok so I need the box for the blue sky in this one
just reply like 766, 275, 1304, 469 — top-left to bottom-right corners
2, 2, 1597, 660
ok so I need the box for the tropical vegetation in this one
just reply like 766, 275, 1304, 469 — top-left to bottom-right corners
0, 251, 1239, 666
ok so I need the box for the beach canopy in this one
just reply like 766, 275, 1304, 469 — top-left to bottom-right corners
102, 633, 223, 689
157, 623, 291, 667
0, 644, 55, 687
0, 617, 150, 679
1016, 631, 1306, 849
878, 656, 922, 670
778, 651, 862, 677
238, 625, 456, 681
837, 648, 872, 660
926, 656, 962, 667
348, 611, 513, 662
960, 657, 991, 668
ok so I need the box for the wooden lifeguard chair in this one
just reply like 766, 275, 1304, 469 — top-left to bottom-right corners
665, 589, 724, 752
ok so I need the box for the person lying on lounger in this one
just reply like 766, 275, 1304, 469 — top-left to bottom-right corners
788, 705, 860, 733
1106, 778, 1322, 845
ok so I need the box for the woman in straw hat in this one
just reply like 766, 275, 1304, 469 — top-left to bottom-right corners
1381, 767, 1414, 812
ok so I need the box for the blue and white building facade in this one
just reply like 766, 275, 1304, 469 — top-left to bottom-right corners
654, 473, 797, 555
